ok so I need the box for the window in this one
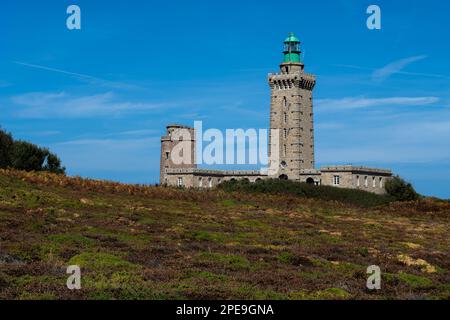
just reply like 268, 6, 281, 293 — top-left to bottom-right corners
356, 175, 360, 187
177, 177, 183, 187
364, 176, 368, 187
372, 177, 376, 188
283, 144, 287, 156
284, 112, 287, 124
379, 177, 383, 188
284, 128, 287, 139
283, 97, 287, 107
208, 178, 212, 188
333, 175, 340, 186
165, 152, 169, 160
198, 177, 203, 188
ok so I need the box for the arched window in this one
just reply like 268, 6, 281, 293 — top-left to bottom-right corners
283, 97, 287, 108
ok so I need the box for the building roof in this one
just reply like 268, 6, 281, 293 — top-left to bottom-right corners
284, 32, 300, 43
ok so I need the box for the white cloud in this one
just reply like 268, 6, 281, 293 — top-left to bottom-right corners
317, 118, 450, 164
372, 55, 427, 81
316, 96, 439, 111
14, 61, 139, 90
52, 137, 160, 172
111, 129, 160, 137
11, 91, 166, 118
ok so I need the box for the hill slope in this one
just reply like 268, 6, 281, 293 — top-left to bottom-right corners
0, 169, 449, 300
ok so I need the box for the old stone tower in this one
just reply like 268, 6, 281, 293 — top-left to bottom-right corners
160, 125, 196, 186
268, 32, 316, 181
160, 32, 393, 194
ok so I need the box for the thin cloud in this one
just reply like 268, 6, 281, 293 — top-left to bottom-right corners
317, 119, 450, 164
11, 91, 166, 118
372, 55, 427, 81
52, 137, 160, 173
316, 96, 439, 111
14, 61, 139, 90
55, 137, 159, 146
336, 63, 450, 80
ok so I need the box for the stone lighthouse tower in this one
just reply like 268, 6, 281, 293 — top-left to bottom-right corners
268, 32, 316, 181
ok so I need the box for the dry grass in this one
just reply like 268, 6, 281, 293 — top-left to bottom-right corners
0, 169, 449, 300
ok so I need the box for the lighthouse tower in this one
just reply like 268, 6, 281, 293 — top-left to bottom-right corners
268, 33, 317, 181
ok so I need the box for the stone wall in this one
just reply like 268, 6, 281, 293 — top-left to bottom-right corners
165, 168, 266, 188
160, 125, 196, 185
268, 62, 316, 181
320, 166, 392, 195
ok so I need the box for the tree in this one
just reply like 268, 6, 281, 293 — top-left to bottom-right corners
11, 140, 48, 171
385, 176, 419, 201
0, 127, 65, 174
43, 151, 66, 174
0, 129, 13, 168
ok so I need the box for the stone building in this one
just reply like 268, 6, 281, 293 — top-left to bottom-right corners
160, 33, 392, 194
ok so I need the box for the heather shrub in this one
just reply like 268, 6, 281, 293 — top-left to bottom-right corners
219, 178, 393, 207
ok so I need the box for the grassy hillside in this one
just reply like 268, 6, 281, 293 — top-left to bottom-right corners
0, 169, 448, 300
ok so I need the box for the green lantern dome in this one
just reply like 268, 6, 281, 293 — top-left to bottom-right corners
283, 32, 301, 63
284, 32, 300, 43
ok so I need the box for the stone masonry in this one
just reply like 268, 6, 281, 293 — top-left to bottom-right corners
160, 33, 392, 194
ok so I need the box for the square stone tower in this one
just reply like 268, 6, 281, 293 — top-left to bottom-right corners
268, 33, 316, 181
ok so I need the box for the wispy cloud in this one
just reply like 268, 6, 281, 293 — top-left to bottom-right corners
372, 55, 427, 81
56, 137, 159, 147
52, 137, 160, 174
336, 63, 450, 79
318, 119, 450, 164
17, 130, 61, 137
110, 129, 160, 137
14, 61, 139, 90
11, 91, 166, 118
316, 96, 439, 111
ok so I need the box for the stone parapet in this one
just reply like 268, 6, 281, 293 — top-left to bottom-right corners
320, 165, 392, 175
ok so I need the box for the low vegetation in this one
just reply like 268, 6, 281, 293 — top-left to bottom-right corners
219, 178, 394, 207
0, 169, 448, 300
385, 176, 420, 201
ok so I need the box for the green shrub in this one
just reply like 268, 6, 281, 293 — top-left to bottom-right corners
0, 128, 65, 174
218, 179, 392, 207
0, 129, 13, 168
385, 176, 419, 201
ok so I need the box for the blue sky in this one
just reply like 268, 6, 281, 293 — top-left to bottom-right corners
1, 0, 449, 198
